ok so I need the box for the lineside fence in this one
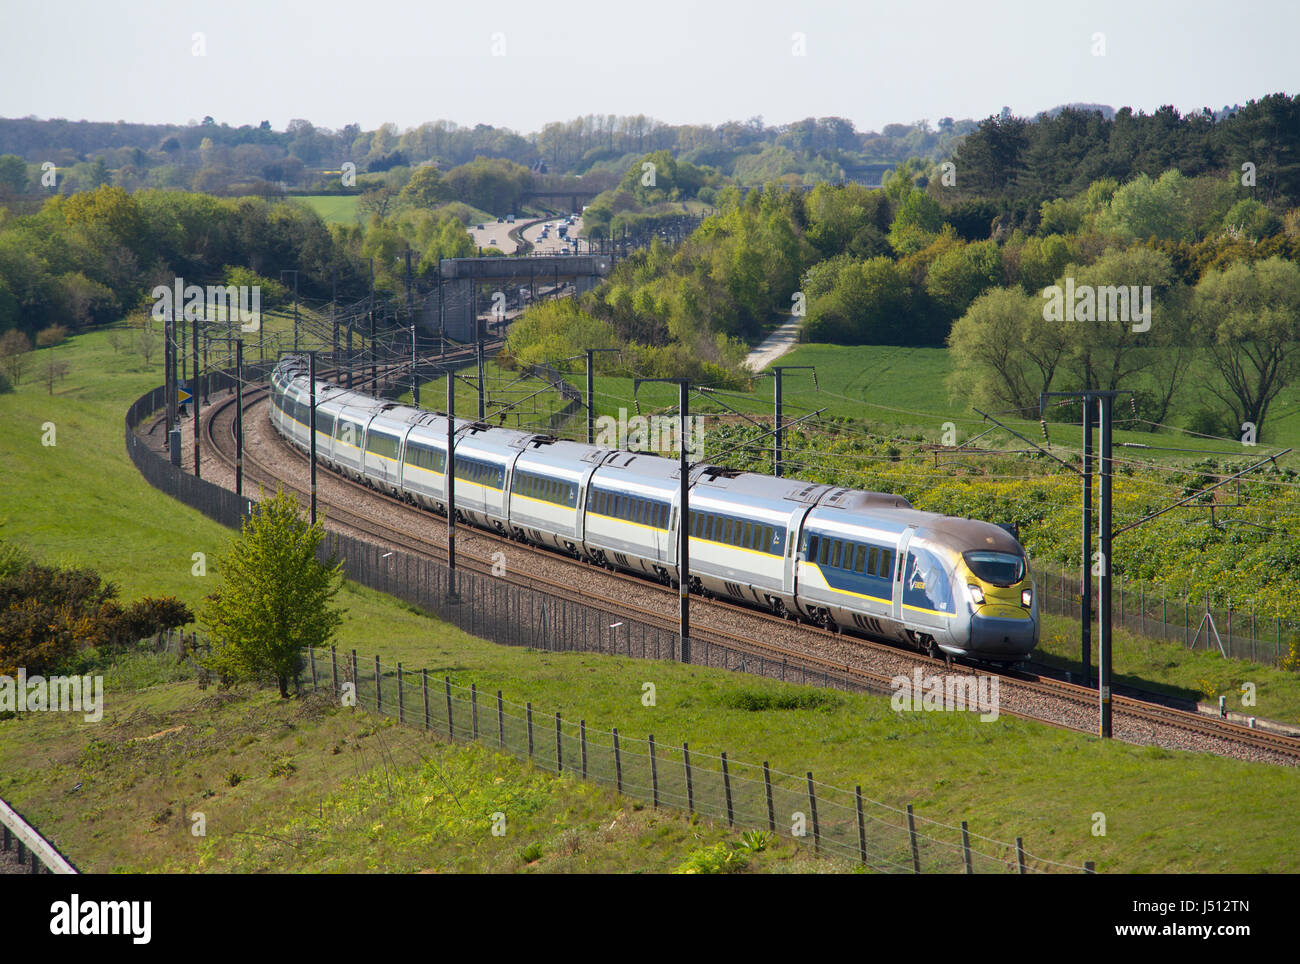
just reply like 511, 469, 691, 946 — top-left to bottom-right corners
302, 642, 1092, 874
1032, 565, 1298, 667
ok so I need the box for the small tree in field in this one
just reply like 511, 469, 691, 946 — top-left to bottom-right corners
201, 489, 343, 697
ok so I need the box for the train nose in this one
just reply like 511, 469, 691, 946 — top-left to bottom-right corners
969, 613, 1039, 662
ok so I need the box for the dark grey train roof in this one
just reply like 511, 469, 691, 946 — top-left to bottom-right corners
922, 516, 1024, 554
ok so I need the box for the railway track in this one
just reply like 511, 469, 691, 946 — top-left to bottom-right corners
184, 372, 1300, 766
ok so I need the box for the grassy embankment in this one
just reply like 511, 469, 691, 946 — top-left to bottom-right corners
2, 327, 1299, 873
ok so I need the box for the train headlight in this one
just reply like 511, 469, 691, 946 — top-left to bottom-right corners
1021, 588, 1033, 608
967, 584, 986, 605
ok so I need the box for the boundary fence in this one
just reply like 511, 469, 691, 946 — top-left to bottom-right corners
301, 643, 1092, 874
1032, 566, 1297, 667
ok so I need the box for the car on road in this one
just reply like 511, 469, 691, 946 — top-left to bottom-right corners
476, 224, 485, 230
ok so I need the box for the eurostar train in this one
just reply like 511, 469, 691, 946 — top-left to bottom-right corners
269, 356, 1039, 663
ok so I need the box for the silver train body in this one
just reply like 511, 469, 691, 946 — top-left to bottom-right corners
270, 357, 1039, 663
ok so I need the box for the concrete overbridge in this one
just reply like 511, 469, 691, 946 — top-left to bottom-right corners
522, 189, 602, 213
428, 255, 612, 341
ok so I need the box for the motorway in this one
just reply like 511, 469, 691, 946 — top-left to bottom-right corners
465, 212, 586, 257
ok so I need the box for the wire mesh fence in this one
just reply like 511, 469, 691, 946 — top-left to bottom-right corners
1033, 565, 1297, 667
304, 645, 1093, 874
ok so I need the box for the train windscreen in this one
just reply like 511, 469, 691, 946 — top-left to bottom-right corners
962, 551, 1025, 587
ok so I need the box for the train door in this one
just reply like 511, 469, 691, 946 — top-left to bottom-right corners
891, 525, 917, 624
786, 506, 814, 598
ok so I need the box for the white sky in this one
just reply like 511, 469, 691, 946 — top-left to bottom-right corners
2, 0, 1295, 135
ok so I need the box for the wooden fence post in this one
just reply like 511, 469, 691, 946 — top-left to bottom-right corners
374, 655, 382, 712
649, 734, 659, 808
555, 712, 563, 773
444, 677, 454, 740
763, 761, 776, 831
471, 683, 479, 740
855, 786, 867, 866
497, 690, 505, 748
330, 645, 338, 696
806, 772, 820, 855
683, 742, 694, 815
721, 752, 734, 827
526, 702, 533, 759
961, 820, 973, 874
396, 663, 404, 724
422, 669, 430, 730
580, 720, 588, 780
907, 803, 921, 873
1016, 836, 1027, 874
613, 728, 623, 793
309, 648, 317, 692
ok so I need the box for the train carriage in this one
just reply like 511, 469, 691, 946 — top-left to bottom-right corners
796, 496, 913, 640
449, 424, 533, 531
399, 412, 457, 512
327, 405, 377, 480
508, 438, 604, 554
684, 468, 808, 615
582, 452, 677, 581
359, 407, 412, 497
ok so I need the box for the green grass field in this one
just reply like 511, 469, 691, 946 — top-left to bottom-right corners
763, 343, 1300, 459
291, 194, 362, 226
0, 665, 832, 874
4, 326, 1300, 873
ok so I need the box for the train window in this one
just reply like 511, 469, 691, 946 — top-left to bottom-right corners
830, 540, 842, 568
764, 526, 775, 553
805, 534, 818, 559
854, 545, 867, 573
658, 504, 667, 529
742, 522, 752, 548
818, 538, 830, 566
885, 549, 897, 579
367, 432, 399, 460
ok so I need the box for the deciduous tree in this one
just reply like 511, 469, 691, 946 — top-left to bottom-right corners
201, 489, 343, 698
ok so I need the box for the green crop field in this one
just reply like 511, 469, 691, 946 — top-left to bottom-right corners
4, 326, 1300, 874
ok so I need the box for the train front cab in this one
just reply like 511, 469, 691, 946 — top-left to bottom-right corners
948, 545, 1038, 663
